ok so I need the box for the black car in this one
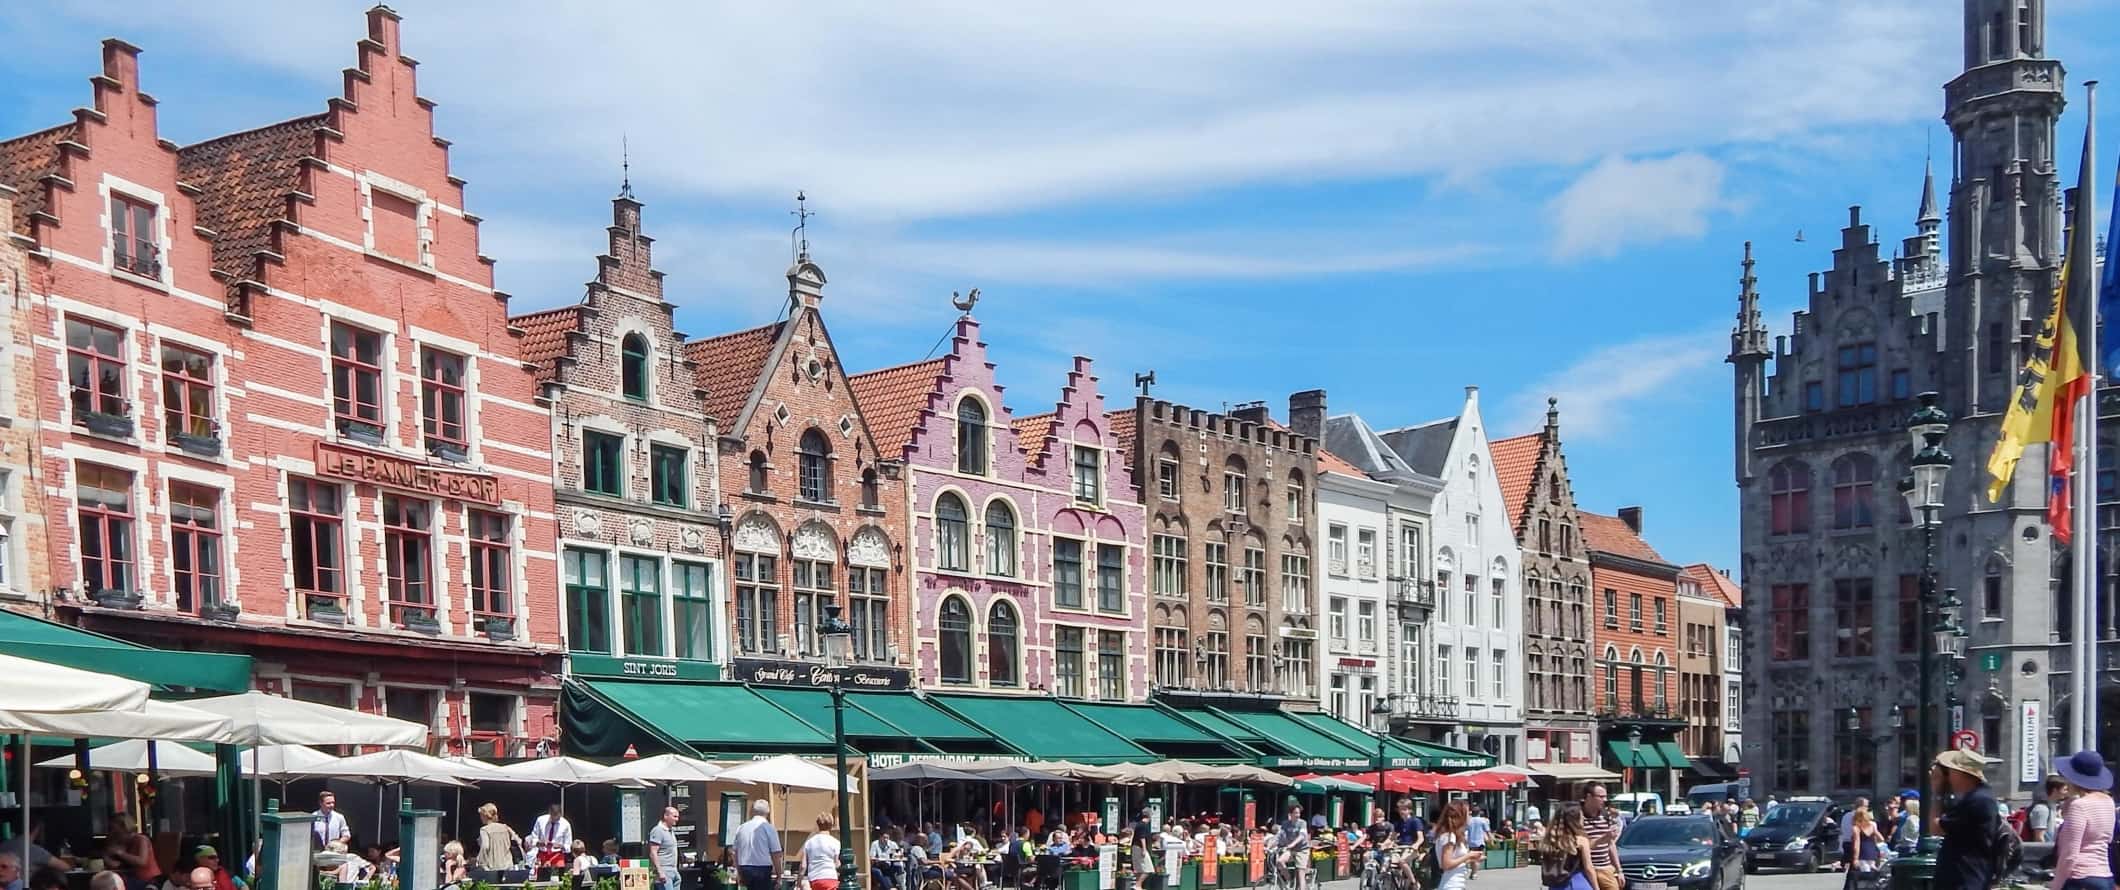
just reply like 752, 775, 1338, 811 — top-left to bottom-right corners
1617, 815, 1745, 890
1741, 799, 1845, 873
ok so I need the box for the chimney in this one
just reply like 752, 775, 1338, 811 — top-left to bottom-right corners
1618, 506, 1643, 534
1230, 401, 1270, 426
1288, 390, 1327, 440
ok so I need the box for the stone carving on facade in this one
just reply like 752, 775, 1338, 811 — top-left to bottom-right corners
1835, 308, 1876, 341
733, 515, 780, 553
572, 510, 601, 538
680, 526, 705, 552
792, 523, 837, 560
1828, 542, 1874, 577
848, 527, 890, 568
628, 517, 654, 546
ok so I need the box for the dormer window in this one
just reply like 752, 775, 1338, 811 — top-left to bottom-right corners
1072, 445, 1102, 505
110, 194, 159, 278
620, 333, 650, 401
956, 397, 988, 476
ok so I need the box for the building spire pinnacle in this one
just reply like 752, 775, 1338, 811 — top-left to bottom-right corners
790, 190, 813, 262
1916, 137, 1941, 229
618, 134, 634, 200
1730, 240, 1770, 360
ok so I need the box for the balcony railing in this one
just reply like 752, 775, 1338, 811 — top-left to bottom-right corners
1390, 693, 1460, 720
1595, 702, 1682, 723
1390, 576, 1436, 612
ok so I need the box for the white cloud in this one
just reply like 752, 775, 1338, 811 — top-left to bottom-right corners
33, 0, 1953, 223
1503, 329, 1724, 439
1549, 153, 1734, 259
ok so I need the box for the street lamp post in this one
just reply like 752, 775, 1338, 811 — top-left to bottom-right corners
1370, 697, 1394, 813
1626, 728, 1643, 797
818, 603, 863, 890
1897, 391, 1951, 846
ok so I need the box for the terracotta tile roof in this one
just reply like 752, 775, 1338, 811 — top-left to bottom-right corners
1012, 412, 1057, 462
683, 321, 783, 427
0, 123, 77, 236
1682, 563, 1742, 607
511, 306, 581, 382
847, 358, 946, 460
177, 115, 327, 284
1106, 408, 1137, 448
1489, 432, 1543, 531
1581, 511, 1666, 564
1318, 447, 1367, 477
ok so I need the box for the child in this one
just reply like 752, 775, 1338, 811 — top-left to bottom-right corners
570, 840, 598, 882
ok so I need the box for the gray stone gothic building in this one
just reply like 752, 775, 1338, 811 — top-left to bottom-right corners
1731, 0, 2116, 804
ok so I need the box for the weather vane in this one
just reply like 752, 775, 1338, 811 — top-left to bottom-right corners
790, 191, 813, 261
951, 288, 980, 313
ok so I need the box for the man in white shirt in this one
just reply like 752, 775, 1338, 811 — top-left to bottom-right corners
529, 803, 574, 869
313, 792, 352, 849
731, 801, 784, 890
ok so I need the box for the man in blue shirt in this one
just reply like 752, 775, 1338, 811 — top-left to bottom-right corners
731, 801, 784, 890
1464, 806, 1491, 875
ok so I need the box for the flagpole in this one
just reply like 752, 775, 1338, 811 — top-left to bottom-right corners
2069, 80, 2099, 753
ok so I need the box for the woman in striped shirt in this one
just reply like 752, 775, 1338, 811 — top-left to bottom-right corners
2049, 750, 2115, 890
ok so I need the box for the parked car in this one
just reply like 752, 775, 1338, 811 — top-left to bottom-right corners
1686, 781, 1751, 809
1613, 792, 1670, 816
1741, 798, 1844, 873
1617, 815, 1746, 890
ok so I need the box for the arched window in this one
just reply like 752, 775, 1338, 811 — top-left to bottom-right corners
1629, 648, 1647, 709
956, 397, 988, 476
935, 494, 970, 572
1768, 460, 1812, 535
859, 468, 879, 509
797, 429, 831, 502
988, 601, 1019, 686
1830, 453, 1876, 529
985, 501, 1017, 576
747, 451, 769, 493
620, 332, 650, 401
1222, 456, 1249, 514
938, 596, 973, 684
1603, 645, 1620, 706
1652, 650, 1670, 708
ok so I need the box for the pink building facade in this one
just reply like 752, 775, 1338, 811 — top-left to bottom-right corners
854, 315, 1147, 699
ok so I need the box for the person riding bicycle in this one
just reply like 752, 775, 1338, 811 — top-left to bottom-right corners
1384, 799, 1427, 890
1270, 804, 1314, 890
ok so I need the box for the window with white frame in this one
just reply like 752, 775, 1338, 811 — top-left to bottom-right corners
168, 482, 223, 614
1465, 647, 1478, 699
1725, 626, 1742, 671
159, 343, 217, 444
1156, 456, 1180, 501
1436, 645, 1451, 697
382, 496, 434, 626
1152, 535, 1187, 599
110, 192, 160, 278
1357, 600, 1376, 645
621, 554, 667, 658
1280, 553, 1309, 614
1398, 524, 1421, 578
1492, 649, 1506, 699
1328, 597, 1348, 644
1329, 673, 1348, 720
329, 322, 386, 439
76, 463, 136, 595
67, 318, 129, 426
1356, 528, 1377, 578
1327, 524, 1348, 575
1072, 446, 1102, 505
1492, 576, 1506, 629
0, 469, 13, 593
1726, 680, 1741, 725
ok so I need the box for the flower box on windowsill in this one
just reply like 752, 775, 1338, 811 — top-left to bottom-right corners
80, 410, 135, 439
305, 597, 348, 625
338, 420, 385, 446
91, 589, 143, 610
398, 607, 441, 635
427, 440, 468, 463
201, 601, 241, 622
173, 432, 224, 459
478, 616, 516, 641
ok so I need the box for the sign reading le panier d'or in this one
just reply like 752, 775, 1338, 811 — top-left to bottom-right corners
731, 657, 912, 690
315, 442, 500, 505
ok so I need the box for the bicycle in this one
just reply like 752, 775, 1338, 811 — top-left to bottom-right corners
1360, 847, 1417, 890
1264, 848, 1312, 890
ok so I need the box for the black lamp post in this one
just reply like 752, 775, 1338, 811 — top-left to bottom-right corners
1370, 697, 1394, 810
1896, 391, 1951, 846
1626, 727, 1643, 797
818, 603, 862, 890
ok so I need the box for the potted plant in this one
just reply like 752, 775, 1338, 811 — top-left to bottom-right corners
479, 615, 516, 641
1063, 860, 1101, 890
338, 419, 385, 446
201, 600, 241, 622
173, 422, 224, 458
1217, 854, 1247, 887
1310, 848, 1335, 882
90, 588, 143, 609
306, 595, 348, 625
1179, 856, 1201, 890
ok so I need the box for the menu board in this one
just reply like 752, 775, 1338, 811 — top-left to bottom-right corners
1247, 835, 1265, 884
1200, 836, 1219, 886
1099, 845, 1117, 890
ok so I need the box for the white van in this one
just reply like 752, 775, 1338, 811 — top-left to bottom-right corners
1610, 792, 1668, 817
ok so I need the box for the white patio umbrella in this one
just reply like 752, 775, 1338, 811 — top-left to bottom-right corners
37, 739, 218, 777
0, 653, 149, 713
319, 749, 493, 785
244, 745, 344, 780
718, 754, 856, 792
593, 753, 733, 785
185, 691, 429, 746
491, 756, 643, 785
0, 698, 241, 742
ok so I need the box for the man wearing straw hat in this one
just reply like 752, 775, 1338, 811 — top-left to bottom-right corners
1930, 749, 2002, 890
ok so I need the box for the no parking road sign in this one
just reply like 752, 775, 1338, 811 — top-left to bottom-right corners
1949, 729, 1980, 751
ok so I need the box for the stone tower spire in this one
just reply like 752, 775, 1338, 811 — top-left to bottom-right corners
1917, 152, 1942, 237
1727, 241, 1770, 482
1945, 0, 2065, 413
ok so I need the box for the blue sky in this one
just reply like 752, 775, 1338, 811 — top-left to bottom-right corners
5, 1, 2118, 572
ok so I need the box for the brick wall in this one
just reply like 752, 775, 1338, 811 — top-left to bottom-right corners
0, 181, 49, 602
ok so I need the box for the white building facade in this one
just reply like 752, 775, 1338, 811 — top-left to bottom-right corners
1316, 463, 1395, 725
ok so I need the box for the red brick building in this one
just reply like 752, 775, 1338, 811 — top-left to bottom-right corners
685, 248, 910, 673
0, 170, 50, 602
1582, 507, 1685, 797
515, 186, 728, 692
0, 10, 562, 756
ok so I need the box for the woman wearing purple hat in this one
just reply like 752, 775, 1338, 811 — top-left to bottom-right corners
2049, 749, 2114, 890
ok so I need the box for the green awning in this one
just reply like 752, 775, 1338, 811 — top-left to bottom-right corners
1284, 711, 1495, 770
583, 679, 833, 755
928, 694, 1152, 763
1060, 701, 1254, 761
1211, 708, 1373, 768
1606, 740, 1666, 769
1654, 741, 1692, 769
753, 687, 910, 740
0, 610, 252, 692
1292, 775, 1376, 795
846, 692, 1001, 745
